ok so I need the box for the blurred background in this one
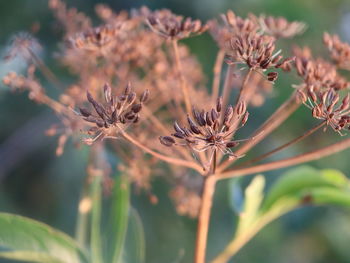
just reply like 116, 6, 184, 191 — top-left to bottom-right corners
1, 0, 350, 262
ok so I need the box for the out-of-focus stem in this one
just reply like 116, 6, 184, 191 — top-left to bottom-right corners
75, 179, 91, 248
172, 40, 192, 114
211, 50, 225, 103
220, 66, 235, 119
239, 121, 326, 167
217, 91, 301, 172
194, 174, 217, 263
28, 49, 63, 90
217, 136, 350, 180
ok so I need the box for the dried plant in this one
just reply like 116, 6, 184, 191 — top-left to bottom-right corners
3, 2, 350, 263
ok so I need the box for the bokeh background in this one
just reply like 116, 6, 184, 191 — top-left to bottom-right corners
1, 0, 350, 262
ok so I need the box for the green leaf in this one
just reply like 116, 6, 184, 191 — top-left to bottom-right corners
90, 175, 103, 263
0, 213, 88, 263
124, 208, 145, 263
236, 175, 265, 234
261, 166, 347, 211
306, 187, 350, 206
107, 176, 130, 263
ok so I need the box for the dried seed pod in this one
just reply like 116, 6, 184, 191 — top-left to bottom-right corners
267, 72, 278, 82
159, 136, 175, 147
216, 97, 222, 112
131, 103, 142, 113
140, 89, 150, 103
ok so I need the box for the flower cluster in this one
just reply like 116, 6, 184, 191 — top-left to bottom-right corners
324, 32, 350, 71
146, 9, 208, 40
160, 97, 249, 168
79, 83, 149, 144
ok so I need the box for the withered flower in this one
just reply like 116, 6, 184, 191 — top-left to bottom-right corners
208, 10, 259, 50
68, 24, 123, 54
251, 14, 306, 39
294, 46, 349, 92
146, 9, 207, 40
324, 33, 350, 71
79, 82, 149, 144
159, 97, 249, 166
4, 32, 41, 61
304, 88, 350, 134
226, 33, 294, 80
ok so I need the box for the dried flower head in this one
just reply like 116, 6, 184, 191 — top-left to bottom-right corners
324, 33, 350, 71
68, 24, 123, 54
226, 33, 294, 81
146, 9, 207, 40
208, 10, 259, 50
294, 46, 349, 92
251, 14, 306, 39
79, 82, 149, 144
304, 88, 350, 134
4, 32, 41, 61
159, 97, 249, 168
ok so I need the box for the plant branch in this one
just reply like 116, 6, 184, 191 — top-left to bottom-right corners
211, 50, 225, 103
194, 175, 217, 263
217, 136, 350, 180
120, 129, 203, 173
238, 121, 326, 167
172, 40, 192, 113
217, 91, 301, 172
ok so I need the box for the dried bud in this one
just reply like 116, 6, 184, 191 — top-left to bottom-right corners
216, 97, 222, 112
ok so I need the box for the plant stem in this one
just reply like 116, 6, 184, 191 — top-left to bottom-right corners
238, 121, 326, 167
217, 136, 350, 180
220, 66, 235, 120
172, 40, 192, 113
217, 91, 301, 172
235, 69, 252, 105
194, 175, 217, 263
211, 50, 225, 103
120, 129, 203, 173
75, 179, 90, 248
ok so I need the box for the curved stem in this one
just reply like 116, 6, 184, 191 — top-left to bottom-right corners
194, 175, 217, 263
211, 50, 225, 103
120, 130, 203, 173
217, 91, 301, 172
217, 136, 350, 180
172, 40, 192, 113
238, 121, 326, 167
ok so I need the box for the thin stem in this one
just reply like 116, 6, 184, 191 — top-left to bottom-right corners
75, 179, 90, 247
221, 66, 235, 119
217, 136, 350, 180
211, 50, 225, 103
172, 40, 192, 113
194, 175, 217, 263
217, 91, 301, 172
239, 121, 326, 167
120, 129, 203, 173
28, 49, 63, 90
235, 69, 252, 105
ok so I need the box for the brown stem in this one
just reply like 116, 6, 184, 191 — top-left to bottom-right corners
172, 40, 192, 113
238, 121, 326, 167
217, 91, 301, 172
120, 129, 203, 173
211, 50, 225, 103
220, 66, 235, 118
235, 69, 252, 105
217, 136, 350, 180
194, 175, 217, 263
